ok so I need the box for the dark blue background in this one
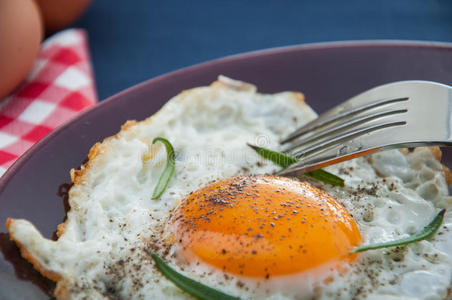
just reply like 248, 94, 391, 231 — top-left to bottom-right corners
74, 0, 452, 101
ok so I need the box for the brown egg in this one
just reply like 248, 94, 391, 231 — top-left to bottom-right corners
34, 0, 92, 32
0, 0, 43, 100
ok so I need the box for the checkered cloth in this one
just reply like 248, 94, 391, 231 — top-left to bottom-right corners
0, 29, 97, 176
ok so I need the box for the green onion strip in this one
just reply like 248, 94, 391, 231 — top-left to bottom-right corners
248, 144, 344, 186
350, 209, 446, 253
151, 253, 240, 300
152, 137, 176, 199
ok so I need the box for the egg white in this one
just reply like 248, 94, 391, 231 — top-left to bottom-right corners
7, 77, 452, 299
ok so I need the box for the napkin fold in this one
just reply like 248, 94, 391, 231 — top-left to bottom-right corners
0, 29, 97, 175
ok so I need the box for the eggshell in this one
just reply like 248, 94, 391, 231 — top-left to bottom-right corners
34, 0, 92, 32
0, 0, 43, 100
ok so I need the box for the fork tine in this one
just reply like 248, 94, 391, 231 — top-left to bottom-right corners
283, 108, 408, 153
291, 120, 407, 159
277, 145, 382, 176
278, 127, 391, 177
280, 97, 409, 144
277, 81, 452, 176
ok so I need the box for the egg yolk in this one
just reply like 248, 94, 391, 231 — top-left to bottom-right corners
172, 176, 361, 278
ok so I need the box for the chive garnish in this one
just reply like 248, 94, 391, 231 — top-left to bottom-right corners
307, 169, 345, 187
248, 144, 297, 168
247, 144, 344, 187
152, 137, 175, 199
151, 253, 240, 300
350, 209, 446, 253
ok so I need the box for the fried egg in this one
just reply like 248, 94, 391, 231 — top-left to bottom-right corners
6, 77, 452, 299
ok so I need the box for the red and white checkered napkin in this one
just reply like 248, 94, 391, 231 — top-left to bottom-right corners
0, 29, 97, 175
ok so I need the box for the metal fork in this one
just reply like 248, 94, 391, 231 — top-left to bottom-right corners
278, 81, 452, 177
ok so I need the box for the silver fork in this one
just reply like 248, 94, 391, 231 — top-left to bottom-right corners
278, 81, 452, 177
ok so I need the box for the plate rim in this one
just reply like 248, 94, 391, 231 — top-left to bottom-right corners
1, 39, 452, 191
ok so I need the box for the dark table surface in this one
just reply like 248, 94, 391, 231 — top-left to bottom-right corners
74, 0, 452, 101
